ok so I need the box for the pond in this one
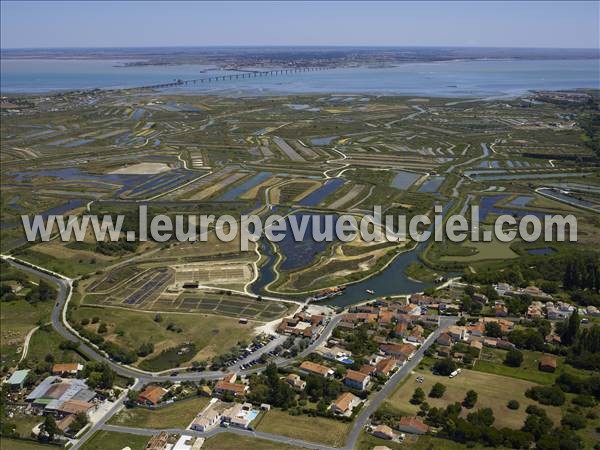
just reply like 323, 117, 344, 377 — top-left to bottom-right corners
217, 172, 272, 201
527, 247, 556, 256
418, 176, 445, 193
478, 195, 545, 220
277, 213, 339, 271
390, 170, 420, 190
298, 178, 345, 206
310, 136, 338, 146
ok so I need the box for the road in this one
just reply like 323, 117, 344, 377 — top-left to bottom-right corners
343, 315, 457, 449
4, 254, 454, 449
101, 424, 336, 450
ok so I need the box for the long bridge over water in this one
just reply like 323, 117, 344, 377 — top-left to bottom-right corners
137, 66, 329, 90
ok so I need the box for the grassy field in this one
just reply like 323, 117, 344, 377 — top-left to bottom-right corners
80, 430, 150, 450
255, 409, 352, 447
356, 432, 511, 450
383, 368, 562, 429
0, 438, 62, 450
24, 326, 85, 365
71, 306, 254, 367
473, 348, 580, 385
109, 396, 210, 428
440, 236, 519, 262
0, 298, 52, 367
202, 432, 307, 450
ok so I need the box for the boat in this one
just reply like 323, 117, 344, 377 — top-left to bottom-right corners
307, 286, 346, 302
366, 289, 375, 295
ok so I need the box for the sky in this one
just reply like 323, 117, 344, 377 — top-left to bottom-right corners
1, 1, 599, 49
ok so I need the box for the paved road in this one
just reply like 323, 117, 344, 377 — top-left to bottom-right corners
3, 256, 341, 383
102, 424, 336, 450
5, 254, 454, 449
70, 380, 142, 450
343, 315, 457, 450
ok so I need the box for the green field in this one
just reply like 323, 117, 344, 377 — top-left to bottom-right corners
80, 430, 150, 450
0, 438, 62, 450
0, 298, 52, 367
24, 326, 85, 365
202, 432, 307, 450
109, 396, 210, 428
382, 368, 562, 429
256, 408, 352, 447
472, 348, 590, 385
70, 305, 254, 368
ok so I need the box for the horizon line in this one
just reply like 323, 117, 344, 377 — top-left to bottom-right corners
2, 44, 600, 51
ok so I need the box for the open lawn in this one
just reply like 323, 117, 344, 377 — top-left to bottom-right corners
356, 432, 510, 450
255, 409, 352, 447
0, 438, 62, 450
383, 368, 562, 429
80, 430, 149, 450
71, 306, 255, 368
0, 299, 52, 367
473, 348, 591, 385
202, 432, 306, 450
24, 326, 85, 365
109, 396, 210, 428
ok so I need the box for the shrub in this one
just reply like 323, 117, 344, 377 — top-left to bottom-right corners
507, 400, 520, 410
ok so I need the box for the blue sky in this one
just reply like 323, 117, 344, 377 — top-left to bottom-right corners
1, 1, 598, 49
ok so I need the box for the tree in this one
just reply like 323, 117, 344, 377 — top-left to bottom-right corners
70, 412, 89, 433
39, 415, 60, 441
561, 412, 587, 430
429, 382, 447, 398
561, 310, 580, 345
485, 322, 502, 338
433, 358, 457, 376
507, 399, 520, 410
463, 390, 478, 408
411, 387, 426, 405
466, 407, 495, 427
505, 349, 524, 367
525, 386, 565, 406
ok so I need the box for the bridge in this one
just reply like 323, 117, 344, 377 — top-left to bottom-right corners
133, 66, 329, 90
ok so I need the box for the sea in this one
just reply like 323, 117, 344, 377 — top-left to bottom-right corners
1, 57, 599, 97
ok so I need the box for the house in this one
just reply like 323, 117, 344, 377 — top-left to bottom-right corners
539, 355, 557, 373
393, 322, 408, 337
410, 293, 434, 306
299, 361, 333, 377
436, 333, 452, 347
467, 323, 485, 337
378, 310, 394, 325
397, 304, 421, 316
344, 370, 370, 391
6, 369, 30, 390
285, 374, 306, 390
375, 358, 396, 377
397, 416, 429, 435
407, 325, 424, 343
190, 405, 222, 432
52, 363, 83, 376
379, 343, 414, 360
214, 379, 248, 397
222, 402, 256, 429
446, 325, 467, 341
54, 399, 94, 417
495, 304, 508, 317
372, 424, 396, 440
331, 392, 361, 416
146, 431, 169, 450
359, 364, 377, 376
139, 385, 168, 406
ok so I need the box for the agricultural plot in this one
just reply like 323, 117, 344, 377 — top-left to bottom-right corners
173, 261, 254, 287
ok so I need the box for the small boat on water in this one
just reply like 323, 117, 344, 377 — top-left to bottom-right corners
366, 289, 375, 295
